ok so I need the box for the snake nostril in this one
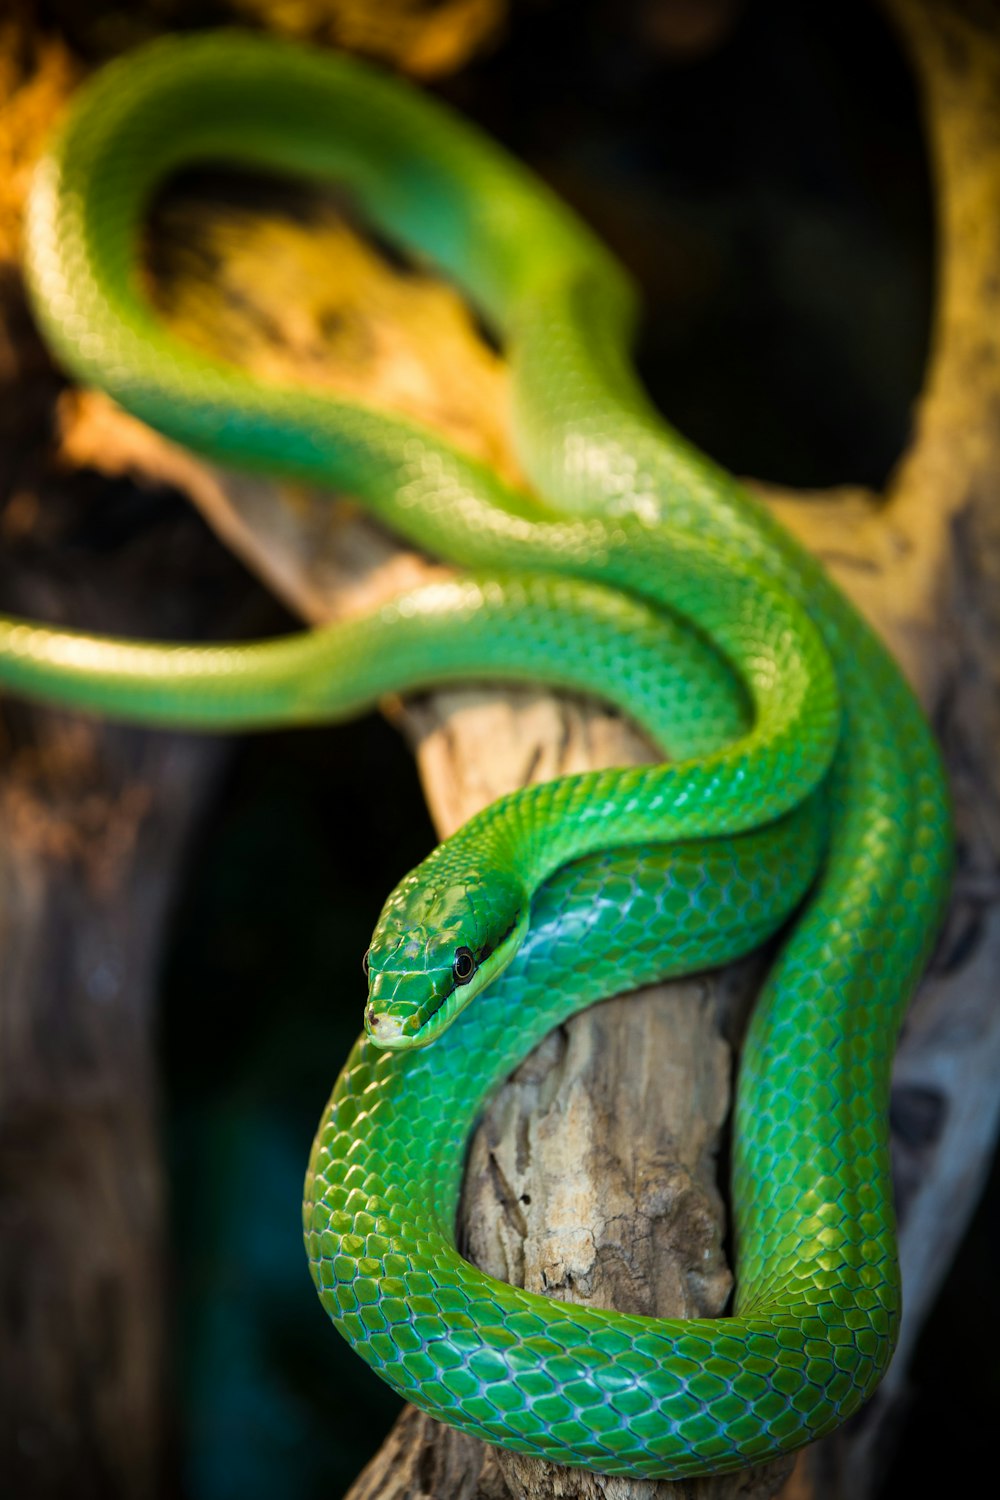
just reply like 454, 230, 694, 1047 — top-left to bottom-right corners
366, 1006, 378, 1027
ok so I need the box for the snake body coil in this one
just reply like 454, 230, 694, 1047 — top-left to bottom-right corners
17, 31, 952, 1479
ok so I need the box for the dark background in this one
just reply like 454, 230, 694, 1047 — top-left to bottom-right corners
21, 0, 1000, 1496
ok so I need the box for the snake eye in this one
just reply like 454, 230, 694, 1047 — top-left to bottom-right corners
362, 948, 371, 977
452, 946, 476, 985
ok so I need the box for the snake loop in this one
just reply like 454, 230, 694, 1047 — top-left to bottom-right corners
16, 31, 953, 1479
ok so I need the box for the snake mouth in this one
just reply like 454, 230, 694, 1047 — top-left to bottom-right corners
365, 1005, 440, 1050
365, 993, 463, 1051
364, 1005, 407, 1047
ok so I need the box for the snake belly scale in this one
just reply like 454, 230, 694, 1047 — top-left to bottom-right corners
15, 29, 952, 1479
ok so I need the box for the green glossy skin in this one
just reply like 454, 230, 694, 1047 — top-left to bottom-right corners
18, 31, 952, 1480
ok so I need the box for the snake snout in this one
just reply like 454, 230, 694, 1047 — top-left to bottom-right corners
364, 1004, 410, 1049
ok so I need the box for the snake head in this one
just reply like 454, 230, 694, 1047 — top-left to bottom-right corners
363, 864, 528, 1051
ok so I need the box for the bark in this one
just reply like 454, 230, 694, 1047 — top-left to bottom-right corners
2, 2, 999, 1498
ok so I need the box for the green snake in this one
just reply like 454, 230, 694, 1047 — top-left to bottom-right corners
15, 29, 952, 1480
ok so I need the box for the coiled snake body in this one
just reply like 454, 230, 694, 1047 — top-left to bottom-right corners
15, 31, 952, 1479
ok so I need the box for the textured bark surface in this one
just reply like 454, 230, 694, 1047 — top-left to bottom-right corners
2, 2, 999, 1498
